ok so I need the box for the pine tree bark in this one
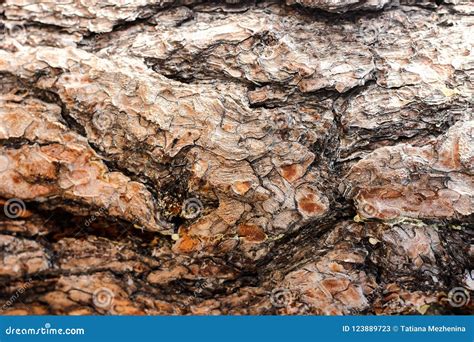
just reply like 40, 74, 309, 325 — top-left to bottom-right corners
0, 0, 472, 315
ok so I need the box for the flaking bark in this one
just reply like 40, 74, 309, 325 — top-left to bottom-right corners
0, 0, 472, 315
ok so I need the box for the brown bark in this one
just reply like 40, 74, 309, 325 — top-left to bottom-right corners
0, 0, 472, 315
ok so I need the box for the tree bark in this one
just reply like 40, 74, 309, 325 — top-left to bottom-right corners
0, 0, 472, 315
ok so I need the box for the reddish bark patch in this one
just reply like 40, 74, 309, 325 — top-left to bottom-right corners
336, 285, 366, 308
232, 181, 251, 195
320, 278, 350, 295
281, 164, 299, 182
175, 234, 199, 253
298, 194, 325, 215
237, 224, 266, 242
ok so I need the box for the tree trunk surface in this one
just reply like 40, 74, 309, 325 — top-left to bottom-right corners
0, 0, 473, 315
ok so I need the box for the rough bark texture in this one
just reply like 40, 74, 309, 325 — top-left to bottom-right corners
0, 0, 473, 315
